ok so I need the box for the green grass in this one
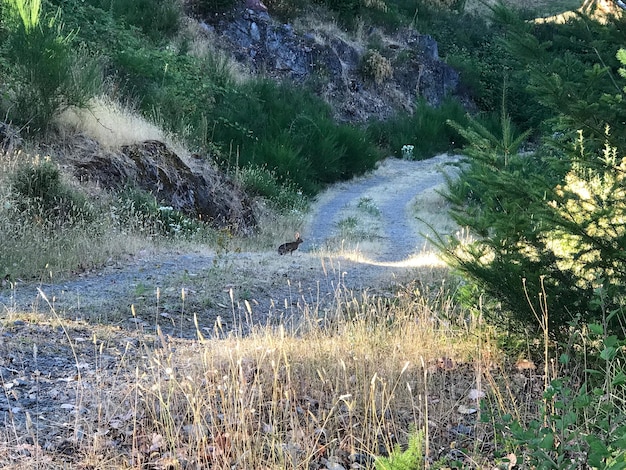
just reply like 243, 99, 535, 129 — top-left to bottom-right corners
211, 80, 381, 195
367, 98, 467, 159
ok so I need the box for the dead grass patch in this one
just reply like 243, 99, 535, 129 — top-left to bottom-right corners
0, 272, 538, 469
56, 96, 166, 149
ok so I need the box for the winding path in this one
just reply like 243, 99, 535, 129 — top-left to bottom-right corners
306, 153, 459, 261
0, 154, 460, 334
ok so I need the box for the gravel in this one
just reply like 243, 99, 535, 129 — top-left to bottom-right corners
0, 154, 461, 459
0, 154, 460, 336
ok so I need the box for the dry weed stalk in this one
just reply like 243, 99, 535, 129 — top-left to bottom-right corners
0, 273, 526, 469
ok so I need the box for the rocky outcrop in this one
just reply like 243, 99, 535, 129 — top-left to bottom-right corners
198, 6, 472, 122
58, 137, 256, 235
245, 0, 267, 12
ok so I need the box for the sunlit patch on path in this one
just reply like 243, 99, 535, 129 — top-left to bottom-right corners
339, 250, 446, 268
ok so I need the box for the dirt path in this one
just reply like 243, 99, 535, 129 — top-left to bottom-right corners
305, 153, 458, 261
0, 154, 459, 337
0, 154, 461, 455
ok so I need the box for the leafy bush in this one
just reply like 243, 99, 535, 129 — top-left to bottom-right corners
443, 105, 626, 339
236, 165, 308, 212
210, 80, 380, 194
411, 5, 518, 120
112, 44, 229, 142
116, 186, 203, 237
0, 2, 100, 132
360, 49, 394, 85
495, 324, 626, 469
439, 8, 626, 339
43, 0, 228, 145
367, 98, 467, 159
488, 4, 626, 136
314, 0, 360, 17
10, 159, 93, 224
82, 0, 181, 41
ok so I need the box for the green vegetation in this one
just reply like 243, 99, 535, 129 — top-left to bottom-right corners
375, 429, 424, 469
10, 159, 93, 224
2, 0, 626, 467
83, 0, 181, 39
441, 5, 626, 341
367, 98, 468, 159
236, 164, 308, 212
0, 0, 100, 132
492, 321, 626, 469
210, 80, 381, 194
360, 49, 394, 85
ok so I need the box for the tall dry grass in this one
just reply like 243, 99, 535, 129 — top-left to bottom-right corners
0, 272, 529, 469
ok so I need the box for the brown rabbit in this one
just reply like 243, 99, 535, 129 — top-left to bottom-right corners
278, 232, 303, 255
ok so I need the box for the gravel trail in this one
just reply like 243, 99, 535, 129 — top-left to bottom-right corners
0, 154, 461, 446
306, 153, 458, 261
0, 154, 460, 334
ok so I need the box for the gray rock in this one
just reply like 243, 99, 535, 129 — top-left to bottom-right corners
56, 137, 257, 235
202, 7, 473, 122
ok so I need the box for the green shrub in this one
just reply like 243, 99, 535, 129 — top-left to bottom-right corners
195, 0, 238, 15
0, 2, 100, 133
314, 0, 360, 17
112, 45, 227, 143
10, 159, 93, 225
237, 165, 308, 212
486, 4, 626, 136
210, 80, 380, 195
116, 186, 203, 237
360, 49, 394, 85
375, 428, 424, 470
440, 9, 626, 339
494, 324, 626, 469
82, 0, 181, 41
367, 98, 467, 159
40, 0, 227, 144
442, 104, 626, 339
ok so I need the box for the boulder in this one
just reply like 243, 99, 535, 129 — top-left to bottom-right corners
59, 137, 256, 235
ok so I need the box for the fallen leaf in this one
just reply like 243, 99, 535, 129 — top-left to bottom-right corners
457, 405, 477, 415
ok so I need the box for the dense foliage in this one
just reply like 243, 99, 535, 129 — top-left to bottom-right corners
0, 0, 478, 200
443, 6, 626, 339
0, 0, 100, 132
